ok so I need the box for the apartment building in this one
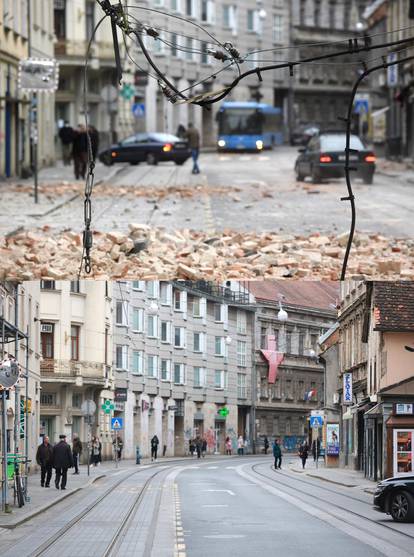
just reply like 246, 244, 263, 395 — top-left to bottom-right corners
248, 281, 338, 453
0, 281, 41, 472
39, 280, 114, 458
121, 0, 290, 145
113, 280, 255, 458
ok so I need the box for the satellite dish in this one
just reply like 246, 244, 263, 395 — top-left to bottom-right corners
0, 359, 20, 389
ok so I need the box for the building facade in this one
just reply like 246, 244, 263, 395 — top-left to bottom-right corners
248, 281, 338, 453
113, 280, 255, 458
39, 280, 114, 458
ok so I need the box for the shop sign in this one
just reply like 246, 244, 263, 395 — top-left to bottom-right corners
326, 424, 340, 456
395, 403, 414, 415
114, 388, 128, 403
343, 373, 353, 405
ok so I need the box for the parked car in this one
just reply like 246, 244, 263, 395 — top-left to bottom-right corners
294, 132, 376, 184
373, 474, 414, 522
99, 132, 191, 166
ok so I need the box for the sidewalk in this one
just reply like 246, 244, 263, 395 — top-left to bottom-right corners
0, 456, 187, 529
376, 157, 414, 183
287, 458, 377, 494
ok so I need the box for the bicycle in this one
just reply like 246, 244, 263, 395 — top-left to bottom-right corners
8, 454, 30, 508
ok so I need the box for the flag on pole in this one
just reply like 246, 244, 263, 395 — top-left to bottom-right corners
304, 389, 317, 401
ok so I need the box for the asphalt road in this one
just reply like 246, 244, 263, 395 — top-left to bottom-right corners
3, 148, 413, 238
2, 457, 414, 557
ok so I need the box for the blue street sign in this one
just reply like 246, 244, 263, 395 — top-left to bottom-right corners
310, 416, 323, 428
354, 99, 369, 115
111, 417, 123, 430
132, 103, 145, 118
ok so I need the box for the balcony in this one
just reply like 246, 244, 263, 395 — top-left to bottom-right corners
41, 359, 110, 385
54, 39, 116, 66
174, 281, 251, 305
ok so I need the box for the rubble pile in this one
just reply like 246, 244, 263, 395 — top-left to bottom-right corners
1, 226, 413, 281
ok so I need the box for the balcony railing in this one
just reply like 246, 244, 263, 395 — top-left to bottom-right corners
174, 281, 251, 305
41, 359, 110, 381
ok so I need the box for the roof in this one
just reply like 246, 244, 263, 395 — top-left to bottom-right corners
372, 282, 414, 332
247, 281, 339, 311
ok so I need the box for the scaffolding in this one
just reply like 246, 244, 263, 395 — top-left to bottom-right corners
0, 295, 30, 513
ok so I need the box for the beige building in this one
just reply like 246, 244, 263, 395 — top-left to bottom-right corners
39, 280, 114, 459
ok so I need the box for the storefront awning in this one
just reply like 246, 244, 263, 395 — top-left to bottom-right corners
386, 415, 414, 428
371, 106, 390, 118
364, 403, 383, 418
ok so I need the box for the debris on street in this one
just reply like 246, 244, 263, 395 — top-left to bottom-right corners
1, 226, 412, 281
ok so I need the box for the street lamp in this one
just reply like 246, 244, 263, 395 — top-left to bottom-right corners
277, 296, 288, 322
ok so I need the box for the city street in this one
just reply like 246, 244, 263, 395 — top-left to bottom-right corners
2, 147, 414, 237
1, 456, 414, 557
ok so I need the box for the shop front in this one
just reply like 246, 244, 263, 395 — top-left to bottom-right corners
386, 403, 414, 478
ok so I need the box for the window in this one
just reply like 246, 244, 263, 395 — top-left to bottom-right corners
314, 0, 321, 27
237, 373, 246, 398
237, 340, 247, 366
186, 37, 194, 60
215, 336, 225, 356
285, 379, 293, 399
147, 315, 159, 338
214, 304, 223, 322
40, 392, 57, 406
286, 329, 292, 354
72, 393, 82, 408
146, 281, 159, 299
70, 281, 80, 293
201, 41, 208, 64
192, 297, 201, 316
237, 311, 247, 334
70, 325, 80, 361
299, 0, 306, 26
174, 290, 186, 311
171, 33, 178, 57
193, 332, 205, 353
186, 0, 195, 17
116, 345, 128, 370
298, 330, 305, 355
160, 283, 172, 305
54, 0, 66, 39
260, 327, 267, 349
85, 1, 95, 42
116, 300, 128, 326
247, 9, 255, 32
147, 355, 158, 378
214, 370, 227, 389
132, 280, 145, 290
40, 280, 55, 290
132, 308, 144, 332
311, 382, 318, 400
171, 0, 180, 12
273, 14, 283, 43
41, 323, 54, 359
201, 0, 214, 23
329, 1, 336, 29
131, 350, 143, 375
161, 359, 171, 381
194, 366, 206, 387
174, 363, 185, 384
161, 321, 172, 343
174, 327, 186, 348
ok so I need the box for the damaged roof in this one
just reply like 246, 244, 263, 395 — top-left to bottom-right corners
372, 281, 414, 332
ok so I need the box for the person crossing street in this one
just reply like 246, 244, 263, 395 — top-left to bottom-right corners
151, 434, 159, 461
272, 438, 282, 470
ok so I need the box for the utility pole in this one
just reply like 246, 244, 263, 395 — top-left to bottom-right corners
287, 0, 295, 144
27, 0, 39, 203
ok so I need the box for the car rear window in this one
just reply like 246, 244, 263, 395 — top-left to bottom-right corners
150, 133, 181, 143
320, 134, 365, 151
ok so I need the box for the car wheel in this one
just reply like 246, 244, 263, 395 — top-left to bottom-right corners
146, 153, 158, 165
130, 161, 139, 166
311, 166, 321, 184
175, 160, 185, 166
390, 491, 414, 522
295, 164, 305, 181
102, 153, 113, 166
362, 172, 374, 185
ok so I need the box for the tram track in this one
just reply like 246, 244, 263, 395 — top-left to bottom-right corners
248, 462, 414, 542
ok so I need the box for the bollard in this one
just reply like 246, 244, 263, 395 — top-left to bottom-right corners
136, 445, 141, 465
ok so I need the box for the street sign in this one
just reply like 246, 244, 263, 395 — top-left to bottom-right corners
132, 103, 145, 119
218, 407, 229, 417
0, 359, 20, 389
387, 52, 398, 87
81, 399, 96, 416
310, 416, 323, 428
354, 94, 369, 115
102, 399, 115, 414
111, 417, 123, 430
343, 373, 353, 405
18, 58, 59, 92
100, 84, 118, 103
114, 388, 128, 403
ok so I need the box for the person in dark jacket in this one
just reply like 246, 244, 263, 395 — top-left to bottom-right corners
72, 124, 88, 180
72, 434, 82, 474
53, 434, 73, 490
201, 438, 207, 458
88, 125, 99, 161
185, 123, 201, 174
195, 436, 203, 459
299, 440, 309, 469
112, 434, 123, 460
312, 438, 321, 463
58, 121, 75, 166
272, 438, 282, 470
264, 436, 269, 455
151, 435, 159, 461
36, 436, 54, 487
90, 435, 102, 466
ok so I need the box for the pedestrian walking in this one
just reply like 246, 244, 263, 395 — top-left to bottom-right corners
299, 440, 309, 469
272, 438, 282, 470
201, 438, 207, 458
53, 434, 73, 490
58, 121, 74, 166
176, 123, 186, 139
113, 434, 123, 460
72, 433, 82, 475
195, 436, 203, 459
72, 124, 88, 180
225, 436, 232, 455
189, 439, 195, 457
36, 436, 54, 487
151, 435, 159, 461
312, 438, 321, 463
88, 125, 100, 161
237, 435, 245, 456
185, 122, 201, 174
263, 436, 269, 455
90, 436, 102, 466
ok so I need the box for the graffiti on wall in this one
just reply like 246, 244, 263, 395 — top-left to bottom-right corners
205, 428, 216, 449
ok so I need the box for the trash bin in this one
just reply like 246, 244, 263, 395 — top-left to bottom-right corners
7, 454, 18, 481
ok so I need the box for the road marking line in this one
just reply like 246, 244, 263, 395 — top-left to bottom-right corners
204, 535, 246, 539
202, 489, 235, 496
207, 466, 218, 469
202, 504, 229, 508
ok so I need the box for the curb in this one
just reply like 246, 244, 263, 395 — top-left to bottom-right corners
289, 465, 376, 490
0, 473, 106, 529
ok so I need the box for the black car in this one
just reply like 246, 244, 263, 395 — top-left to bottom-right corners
99, 132, 191, 166
294, 132, 376, 184
373, 474, 414, 522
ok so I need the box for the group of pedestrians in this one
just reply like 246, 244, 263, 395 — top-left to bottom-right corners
189, 436, 208, 458
58, 121, 99, 180
36, 434, 74, 491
